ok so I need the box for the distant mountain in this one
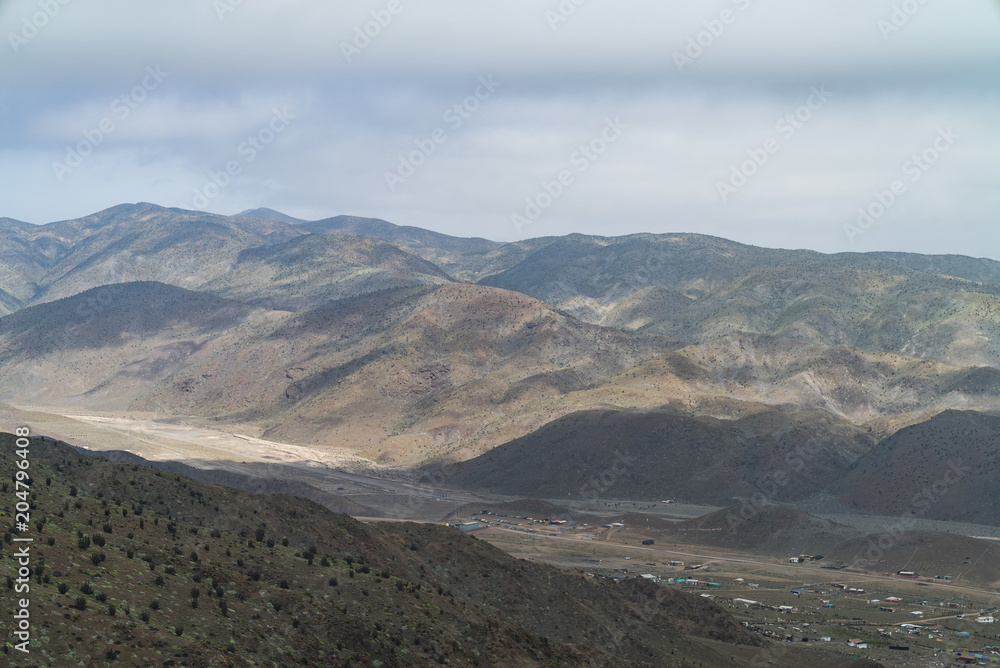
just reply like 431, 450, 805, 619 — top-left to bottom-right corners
4, 203, 305, 309
300, 214, 503, 278
0, 215, 61, 312
201, 232, 454, 310
478, 233, 1000, 368
237, 206, 308, 224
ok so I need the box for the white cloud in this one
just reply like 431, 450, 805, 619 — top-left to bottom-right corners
0, 0, 997, 255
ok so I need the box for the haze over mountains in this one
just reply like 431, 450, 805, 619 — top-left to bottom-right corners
2, 203, 999, 525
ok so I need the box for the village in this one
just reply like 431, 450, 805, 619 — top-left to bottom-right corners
451, 510, 1000, 667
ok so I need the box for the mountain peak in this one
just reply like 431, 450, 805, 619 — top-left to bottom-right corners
236, 207, 307, 224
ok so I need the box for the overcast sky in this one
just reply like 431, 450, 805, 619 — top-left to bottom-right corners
2, 0, 998, 256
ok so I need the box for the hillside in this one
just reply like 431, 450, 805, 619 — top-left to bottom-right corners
445, 406, 875, 505
134, 282, 672, 464
833, 410, 1000, 526
300, 214, 502, 278
0, 282, 671, 462
0, 282, 258, 406
477, 233, 1000, 369
4, 203, 305, 309
201, 233, 454, 311
1, 432, 874, 668
564, 332, 1000, 435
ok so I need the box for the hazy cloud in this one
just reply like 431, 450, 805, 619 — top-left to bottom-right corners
1, 0, 998, 255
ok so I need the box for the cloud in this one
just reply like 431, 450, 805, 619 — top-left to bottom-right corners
0, 0, 997, 255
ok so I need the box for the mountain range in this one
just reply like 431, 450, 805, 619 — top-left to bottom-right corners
2, 203, 999, 525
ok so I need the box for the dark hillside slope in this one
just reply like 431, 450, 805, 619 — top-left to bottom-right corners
446, 407, 874, 504
0, 433, 881, 667
834, 409, 1000, 526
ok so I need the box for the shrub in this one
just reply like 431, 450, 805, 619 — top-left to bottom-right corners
81, 582, 93, 595
149, 600, 160, 610
74, 597, 86, 611
58, 582, 69, 595
139, 610, 150, 622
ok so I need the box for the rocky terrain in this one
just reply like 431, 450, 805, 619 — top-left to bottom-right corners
1, 204, 999, 528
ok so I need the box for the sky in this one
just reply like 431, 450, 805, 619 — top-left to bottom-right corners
1, 0, 998, 256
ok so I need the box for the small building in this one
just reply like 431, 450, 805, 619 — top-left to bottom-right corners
457, 522, 483, 532
977, 615, 996, 623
